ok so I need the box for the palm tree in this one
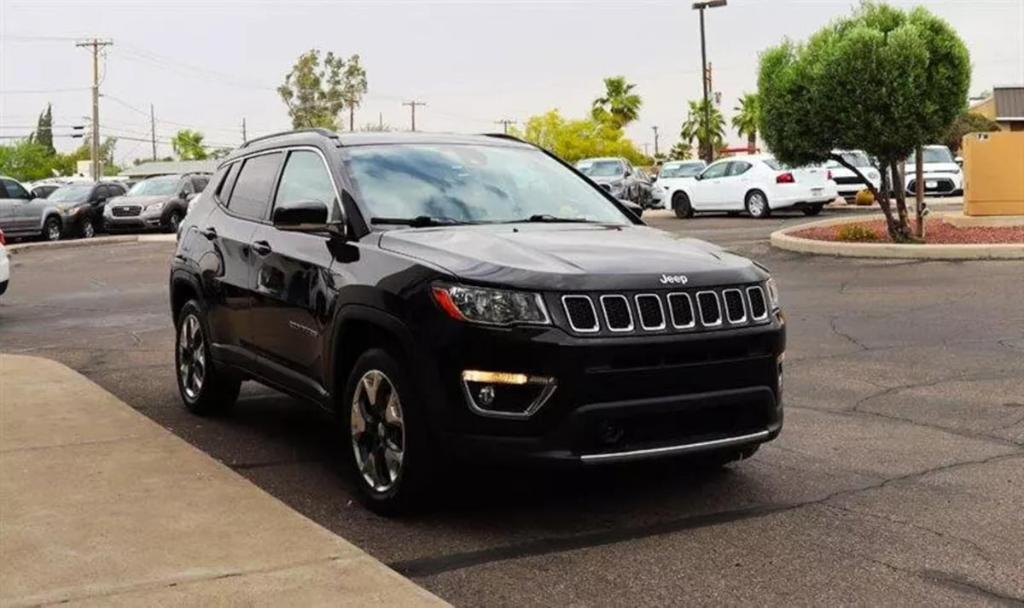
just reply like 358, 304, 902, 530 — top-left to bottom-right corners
679, 99, 725, 159
171, 129, 208, 160
731, 93, 760, 152
591, 76, 642, 129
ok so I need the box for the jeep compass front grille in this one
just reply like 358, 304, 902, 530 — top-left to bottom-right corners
560, 285, 771, 337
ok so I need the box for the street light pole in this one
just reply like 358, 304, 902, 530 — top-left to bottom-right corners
692, 0, 726, 164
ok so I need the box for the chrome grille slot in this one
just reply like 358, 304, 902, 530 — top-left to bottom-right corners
562, 295, 599, 333
634, 294, 666, 331
722, 289, 747, 324
112, 205, 141, 217
747, 286, 768, 321
600, 295, 633, 332
696, 291, 722, 327
667, 293, 695, 329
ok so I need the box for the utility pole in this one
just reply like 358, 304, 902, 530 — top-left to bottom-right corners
75, 38, 113, 181
643, 143, 650, 156
692, 1, 726, 164
378, 112, 384, 131
150, 104, 157, 160
402, 100, 426, 132
241, 117, 247, 144
651, 125, 660, 157
495, 118, 516, 135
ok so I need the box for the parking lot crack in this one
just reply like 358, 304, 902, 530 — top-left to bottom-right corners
917, 569, 1024, 606
829, 316, 869, 351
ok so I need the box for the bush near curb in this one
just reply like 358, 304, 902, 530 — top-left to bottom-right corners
854, 189, 875, 206
836, 224, 880, 242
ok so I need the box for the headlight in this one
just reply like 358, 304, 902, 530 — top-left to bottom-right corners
60, 205, 79, 216
432, 284, 550, 326
766, 277, 781, 310
867, 170, 880, 181
146, 201, 165, 211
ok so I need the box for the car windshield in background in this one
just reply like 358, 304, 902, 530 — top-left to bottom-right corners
825, 151, 872, 168
48, 185, 93, 202
908, 147, 954, 164
128, 177, 179, 196
347, 144, 631, 225
576, 160, 624, 177
660, 163, 704, 178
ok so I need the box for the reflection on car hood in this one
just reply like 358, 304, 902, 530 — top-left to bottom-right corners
111, 195, 171, 205
378, 223, 763, 290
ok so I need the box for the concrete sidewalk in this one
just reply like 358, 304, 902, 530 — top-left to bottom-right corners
0, 354, 448, 607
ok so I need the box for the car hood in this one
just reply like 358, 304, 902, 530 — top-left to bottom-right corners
111, 195, 171, 206
378, 223, 764, 291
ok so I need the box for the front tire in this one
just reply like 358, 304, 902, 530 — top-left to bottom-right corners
343, 348, 433, 515
80, 217, 95, 239
42, 216, 62, 241
166, 211, 182, 233
745, 190, 771, 219
672, 192, 694, 219
175, 299, 240, 415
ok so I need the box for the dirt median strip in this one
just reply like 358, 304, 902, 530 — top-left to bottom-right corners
0, 354, 448, 608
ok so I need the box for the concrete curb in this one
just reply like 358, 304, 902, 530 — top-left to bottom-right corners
0, 354, 448, 607
770, 213, 1024, 260
7, 233, 176, 255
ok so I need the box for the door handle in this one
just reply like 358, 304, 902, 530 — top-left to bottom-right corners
201, 226, 217, 240
252, 240, 272, 256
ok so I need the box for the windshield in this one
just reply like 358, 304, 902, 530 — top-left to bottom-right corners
48, 185, 93, 203
659, 162, 704, 178
825, 151, 872, 168
907, 147, 954, 164
128, 177, 179, 196
347, 144, 632, 225
575, 160, 624, 177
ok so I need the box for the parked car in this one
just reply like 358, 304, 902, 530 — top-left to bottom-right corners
104, 173, 209, 233
29, 183, 60, 199
574, 157, 646, 204
824, 150, 881, 203
169, 130, 785, 513
0, 176, 63, 241
904, 145, 962, 196
0, 227, 9, 297
670, 154, 837, 219
44, 182, 127, 238
654, 160, 707, 208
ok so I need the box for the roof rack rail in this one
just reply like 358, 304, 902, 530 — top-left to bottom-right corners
241, 128, 340, 148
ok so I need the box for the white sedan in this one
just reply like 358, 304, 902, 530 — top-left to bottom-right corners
652, 160, 706, 207
668, 154, 837, 219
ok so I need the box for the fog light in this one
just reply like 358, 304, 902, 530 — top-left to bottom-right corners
461, 369, 557, 419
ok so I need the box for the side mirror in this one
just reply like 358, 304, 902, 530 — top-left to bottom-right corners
272, 200, 333, 232
185, 192, 197, 202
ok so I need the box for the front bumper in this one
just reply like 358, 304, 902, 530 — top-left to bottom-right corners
417, 315, 786, 466
104, 207, 167, 231
905, 173, 962, 195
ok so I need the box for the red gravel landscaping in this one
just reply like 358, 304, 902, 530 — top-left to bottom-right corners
793, 218, 1024, 244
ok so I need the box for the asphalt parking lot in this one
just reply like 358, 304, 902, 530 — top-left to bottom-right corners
1, 206, 1022, 606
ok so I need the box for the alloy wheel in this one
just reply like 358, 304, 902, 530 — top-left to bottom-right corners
350, 370, 406, 493
748, 193, 767, 217
177, 314, 206, 401
82, 219, 95, 238
46, 221, 61, 241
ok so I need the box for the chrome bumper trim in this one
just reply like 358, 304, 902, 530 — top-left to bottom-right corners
579, 429, 771, 464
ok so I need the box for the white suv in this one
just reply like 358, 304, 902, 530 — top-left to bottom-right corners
904, 145, 962, 196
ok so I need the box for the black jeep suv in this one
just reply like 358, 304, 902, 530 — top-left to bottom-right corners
169, 130, 785, 512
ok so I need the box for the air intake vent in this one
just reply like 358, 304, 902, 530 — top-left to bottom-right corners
635, 294, 666, 330
722, 289, 747, 324
697, 291, 722, 327
563, 296, 599, 332
747, 286, 768, 320
667, 293, 695, 329
600, 295, 633, 332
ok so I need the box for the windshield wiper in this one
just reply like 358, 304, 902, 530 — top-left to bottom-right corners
518, 214, 597, 223
371, 216, 471, 228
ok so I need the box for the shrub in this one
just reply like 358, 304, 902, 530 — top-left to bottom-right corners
854, 189, 875, 206
836, 224, 881, 242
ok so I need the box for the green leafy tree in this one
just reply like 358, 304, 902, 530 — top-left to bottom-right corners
29, 104, 56, 156
512, 109, 647, 165
591, 76, 642, 129
341, 54, 368, 131
758, 2, 969, 241
944, 111, 1000, 153
278, 49, 346, 130
731, 93, 760, 152
0, 140, 63, 182
171, 129, 208, 160
53, 137, 120, 176
208, 147, 233, 160
667, 141, 693, 161
679, 99, 725, 159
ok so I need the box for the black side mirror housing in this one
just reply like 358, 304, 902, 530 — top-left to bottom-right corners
272, 200, 335, 232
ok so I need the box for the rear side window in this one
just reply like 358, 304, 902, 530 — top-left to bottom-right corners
274, 150, 337, 212
762, 158, 784, 171
727, 162, 752, 176
215, 163, 241, 202
192, 176, 210, 192
228, 153, 282, 220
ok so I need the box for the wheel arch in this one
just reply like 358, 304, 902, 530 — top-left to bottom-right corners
745, 187, 770, 210
169, 271, 203, 323
327, 305, 419, 404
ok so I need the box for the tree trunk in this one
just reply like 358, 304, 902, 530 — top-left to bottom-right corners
349, 106, 355, 132
914, 145, 925, 239
828, 152, 900, 241
747, 133, 756, 154
889, 161, 913, 242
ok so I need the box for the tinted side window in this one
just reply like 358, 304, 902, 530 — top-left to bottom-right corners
701, 162, 729, 179
727, 162, 752, 177
227, 153, 282, 220
2, 179, 29, 199
216, 163, 241, 202
181, 179, 195, 195
192, 176, 209, 192
274, 150, 337, 212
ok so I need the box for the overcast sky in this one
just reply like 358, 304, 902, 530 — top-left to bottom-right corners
2, 0, 1022, 164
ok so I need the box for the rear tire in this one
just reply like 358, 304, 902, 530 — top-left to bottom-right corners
80, 217, 95, 239
343, 348, 435, 515
802, 203, 824, 216
745, 190, 771, 219
672, 192, 694, 219
175, 299, 240, 415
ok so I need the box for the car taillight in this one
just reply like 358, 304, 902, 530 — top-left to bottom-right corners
0, 229, 5, 246
776, 172, 795, 184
